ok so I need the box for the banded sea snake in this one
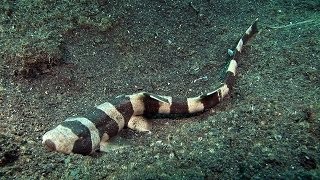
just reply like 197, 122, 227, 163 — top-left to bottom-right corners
42, 19, 259, 155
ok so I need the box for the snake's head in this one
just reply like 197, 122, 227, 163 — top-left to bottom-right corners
42, 117, 100, 155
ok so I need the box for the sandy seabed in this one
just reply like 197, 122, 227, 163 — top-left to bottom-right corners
0, 0, 319, 179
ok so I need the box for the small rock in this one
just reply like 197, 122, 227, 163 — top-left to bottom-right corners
299, 153, 317, 170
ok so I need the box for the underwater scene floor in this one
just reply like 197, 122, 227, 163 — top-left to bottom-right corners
0, 0, 319, 179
